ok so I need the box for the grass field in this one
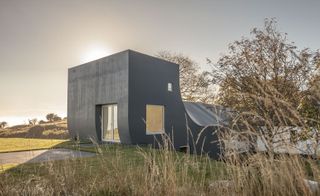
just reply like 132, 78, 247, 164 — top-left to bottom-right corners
0, 138, 69, 153
0, 138, 319, 195
0, 143, 227, 195
1, 140, 319, 195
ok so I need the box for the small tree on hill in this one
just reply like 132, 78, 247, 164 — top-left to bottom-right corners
28, 118, 38, 126
46, 113, 62, 122
0, 122, 8, 129
39, 120, 46, 124
53, 116, 62, 121
46, 113, 56, 122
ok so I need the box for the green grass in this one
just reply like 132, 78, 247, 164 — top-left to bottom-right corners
0, 142, 226, 195
1, 142, 319, 195
0, 138, 69, 153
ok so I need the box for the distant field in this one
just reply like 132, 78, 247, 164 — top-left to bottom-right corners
0, 120, 69, 139
0, 163, 18, 173
0, 138, 69, 153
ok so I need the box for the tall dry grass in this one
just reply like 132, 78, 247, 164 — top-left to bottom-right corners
0, 136, 319, 195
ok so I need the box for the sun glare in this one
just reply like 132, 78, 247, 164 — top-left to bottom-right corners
81, 45, 111, 63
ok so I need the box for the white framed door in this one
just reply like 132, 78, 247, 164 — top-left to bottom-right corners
101, 104, 120, 142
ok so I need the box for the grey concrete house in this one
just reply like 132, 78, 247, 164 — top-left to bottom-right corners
68, 50, 229, 159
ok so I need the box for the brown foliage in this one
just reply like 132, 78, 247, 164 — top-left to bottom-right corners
157, 51, 215, 103
210, 18, 319, 126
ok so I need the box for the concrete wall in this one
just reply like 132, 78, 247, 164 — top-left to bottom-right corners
68, 51, 130, 142
128, 51, 188, 148
127, 51, 221, 158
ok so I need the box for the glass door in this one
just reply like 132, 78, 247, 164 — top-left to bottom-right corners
102, 104, 120, 142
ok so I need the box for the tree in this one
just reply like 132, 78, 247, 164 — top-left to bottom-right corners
211, 19, 317, 122
209, 18, 319, 151
46, 113, 56, 122
157, 51, 215, 103
297, 57, 320, 156
309, 52, 320, 103
39, 120, 46, 124
53, 116, 62, 121
46, 113, 61, 122
28, 118, 38, 126
299, 53, 320, 128
0, 121, 8, 129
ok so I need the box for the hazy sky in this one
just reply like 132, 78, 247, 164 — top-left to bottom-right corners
1, 0, 319, 125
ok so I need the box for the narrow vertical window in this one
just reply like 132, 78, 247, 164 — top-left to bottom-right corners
168, 83, 173, 92
146, 105, 165, 134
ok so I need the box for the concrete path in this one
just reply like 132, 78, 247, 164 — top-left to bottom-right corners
0, 149, 96, 165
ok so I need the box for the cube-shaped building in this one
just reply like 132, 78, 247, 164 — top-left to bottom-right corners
68, 50, 228, 159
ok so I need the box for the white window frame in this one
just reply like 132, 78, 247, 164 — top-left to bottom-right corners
101, 104, 120, 143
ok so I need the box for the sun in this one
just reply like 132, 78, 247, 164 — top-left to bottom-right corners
81, 45, 112, 63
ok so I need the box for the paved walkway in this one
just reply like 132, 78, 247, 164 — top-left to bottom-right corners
0, 149, 96, 165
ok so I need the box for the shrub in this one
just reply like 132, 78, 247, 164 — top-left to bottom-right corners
0, 122, 8, 129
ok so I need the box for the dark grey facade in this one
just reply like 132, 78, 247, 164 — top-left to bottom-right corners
68, 50, 226, 159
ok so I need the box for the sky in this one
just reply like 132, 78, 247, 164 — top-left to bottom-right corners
0, 0, 319, 125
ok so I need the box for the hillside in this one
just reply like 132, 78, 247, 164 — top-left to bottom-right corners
0, 120, 69, 139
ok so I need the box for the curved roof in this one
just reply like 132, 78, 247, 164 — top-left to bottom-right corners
183, 102, 232, 127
